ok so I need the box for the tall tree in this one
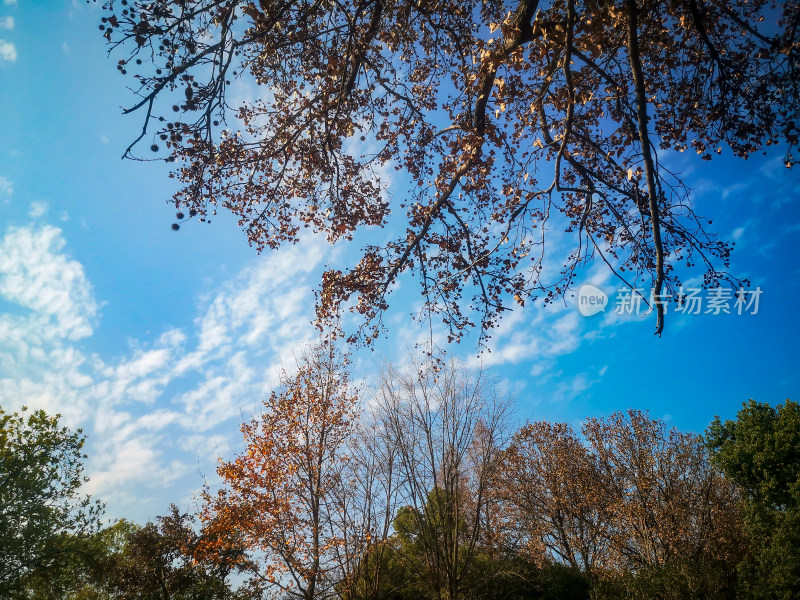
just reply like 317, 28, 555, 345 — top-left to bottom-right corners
200, 341, 360, 600
103, 0, 798, 339
500, 411, 744, 599
330, 408, 401, 600
500, 421, 612, 574
584, 411, 743, 580
0, 406, 104, 596
706, 399, 800, 600
375, 360, 511, 600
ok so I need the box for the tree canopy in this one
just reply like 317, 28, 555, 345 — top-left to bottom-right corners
706, 400, 800, 600
0, 406, 104, 596
501, 410, 744, 598
7, 390, 798, 599
102, 0, 798, 341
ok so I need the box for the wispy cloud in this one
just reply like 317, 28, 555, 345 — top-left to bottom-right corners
466, 262, 618, 368
0, 39, 16, 61
0, 176, 12, 197
760, 155, 789, 181
0, 225, 98, 343
28, 201, 48, 218
721, 181, 749, 201
0, 224, 329, 521
0, 16, 13, 29
552, 372, 592, 402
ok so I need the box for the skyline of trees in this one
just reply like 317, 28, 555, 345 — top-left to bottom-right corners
3, 354, 798, 598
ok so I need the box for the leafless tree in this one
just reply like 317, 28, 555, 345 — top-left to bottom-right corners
374, 359, 512, 600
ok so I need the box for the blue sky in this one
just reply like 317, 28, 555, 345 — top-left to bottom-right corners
1, 0, 799, 524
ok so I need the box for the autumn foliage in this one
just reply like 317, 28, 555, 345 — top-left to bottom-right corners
500, 411, 744, 597
3, 386, 800, 598
187, 355, 783, 600
103, 0, 798, 340
200, 341, 359, 599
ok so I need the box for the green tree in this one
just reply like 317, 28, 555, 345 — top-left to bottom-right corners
20, 513, 250, 600
17, 519, 136, 600
108, 505, 245, 600
0, 405, 104, 596
706, 399, 800, 600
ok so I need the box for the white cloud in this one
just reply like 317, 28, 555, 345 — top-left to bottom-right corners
0, 176, 11, 197
28, 201, 48, 218
0, 346, 93, 425
0, 225, 98, 343
760, 155, 788, 181
548, 312, 581, 355
553, 373, 592, 402
0, 16, 13, 29
0, 39, 16, 61
4, 0, 17, 6
85, 433, 189, 507
0, 224, 330, 521
463, 303, 583, 370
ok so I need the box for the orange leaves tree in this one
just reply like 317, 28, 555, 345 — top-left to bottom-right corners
200, 341, 359, 600
500, 421, 612, 574
103, 0, 798, 339
500, 411, 745, 598
582, 411, 743, 579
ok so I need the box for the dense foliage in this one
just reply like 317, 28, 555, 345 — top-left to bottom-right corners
0, 406, 103, 596
707, 400, 800, 600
